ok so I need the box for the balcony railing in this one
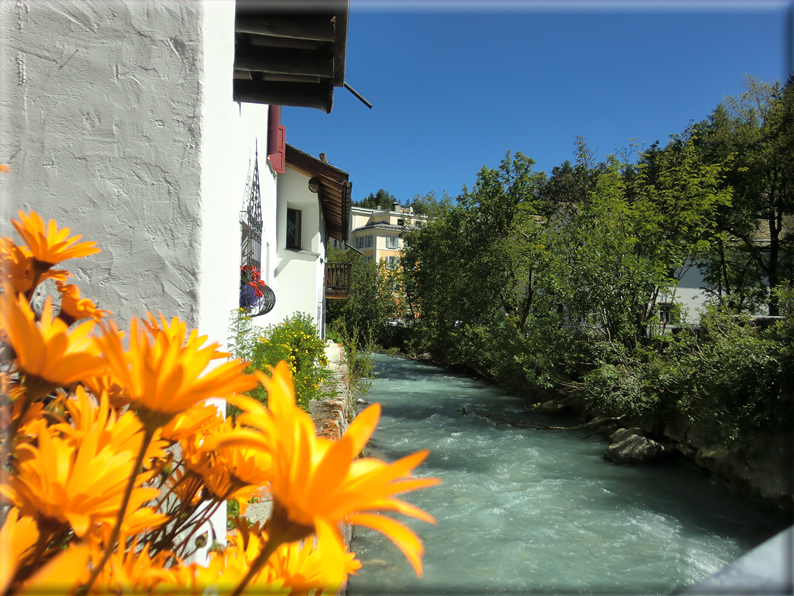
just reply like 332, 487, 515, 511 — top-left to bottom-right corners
325, 262, 352, 299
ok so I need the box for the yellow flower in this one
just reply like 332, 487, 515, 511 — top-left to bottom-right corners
160, 402, 221, 443
194, 529, 288, 595
53, 387, 167, 466
0, 291, 107, 391
95, 315, 257, 428
79, 373, 131, 410
16, 543, 91, 596
0, 238, 70, 296
86, 537, 191, 595
0, 373, 42, 434
0, 414, 161, 538
264, 522, 361, 595
220, 361, 440, 576
164, 467, 205, 509
11, 211, 100, 268
55, 280, 111, 325
0, 508, 39, 594
180, 416, 272, 513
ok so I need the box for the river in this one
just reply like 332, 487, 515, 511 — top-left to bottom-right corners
346, 354, 785, 595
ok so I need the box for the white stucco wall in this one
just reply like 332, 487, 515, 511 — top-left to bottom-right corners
2, 1, 239, 331
671, 263, 709, 323
267, 166, 325, 334
1, 0, 240, 563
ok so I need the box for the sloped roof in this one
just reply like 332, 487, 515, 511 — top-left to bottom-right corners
234, 1, 349, 113
285, 144, 352, 242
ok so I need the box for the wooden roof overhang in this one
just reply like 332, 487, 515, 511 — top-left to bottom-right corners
285, 144, 352, 243
234, 1, 349, 113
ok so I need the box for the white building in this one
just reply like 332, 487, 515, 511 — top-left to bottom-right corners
1, 0, 351, 560
258, 144, 351, 335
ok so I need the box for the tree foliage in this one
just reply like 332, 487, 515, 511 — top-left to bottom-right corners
354, 188, 398, 210
401, 79, 792, 446
325, 246, 398, 346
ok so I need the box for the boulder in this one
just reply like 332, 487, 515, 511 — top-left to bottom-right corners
605, 433, 667, 464
589, 415, 626, 437
608, 427, 644, 445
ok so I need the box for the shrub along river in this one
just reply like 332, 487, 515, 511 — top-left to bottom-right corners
347, 354, 786, 595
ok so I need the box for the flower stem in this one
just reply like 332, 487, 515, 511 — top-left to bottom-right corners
175, 498, 225, 559
82, 425, 155, 593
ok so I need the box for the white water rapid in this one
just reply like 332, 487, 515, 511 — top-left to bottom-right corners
347, 354, 784, 595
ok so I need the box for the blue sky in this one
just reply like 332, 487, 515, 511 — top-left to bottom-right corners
283, 1, 792, 205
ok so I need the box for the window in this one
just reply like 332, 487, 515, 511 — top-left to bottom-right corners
386, 256, 398, 270
355, 236, 364, 249
364, 255, 373, 263
397, 218, 405, 227
657, 303, 679, 325
386, 235, 398, 249
365, 235, 373, 248
286, 208, 302, 249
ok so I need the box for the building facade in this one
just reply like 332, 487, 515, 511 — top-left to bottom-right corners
342, 203, 426, 269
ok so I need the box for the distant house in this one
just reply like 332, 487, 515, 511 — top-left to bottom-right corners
342, 203, 427, 267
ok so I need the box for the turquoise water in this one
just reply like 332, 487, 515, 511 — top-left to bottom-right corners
347, 355, 784, 595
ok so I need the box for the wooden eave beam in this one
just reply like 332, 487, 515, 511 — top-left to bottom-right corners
285, 151, 349, 184
233, 80, 333, 113
287, 165, 347, 192
332, 5, 348, 87
315, 188, 344, 243
235, 16, 335, 41
320, 185, 344, 200
248, 35, 319, 50
259, 73, 320, 84
235, 46, 334, 78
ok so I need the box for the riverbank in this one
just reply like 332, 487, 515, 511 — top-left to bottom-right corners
405, 350, 794, 520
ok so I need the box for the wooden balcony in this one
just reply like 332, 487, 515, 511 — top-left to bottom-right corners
325, 262, 352, 299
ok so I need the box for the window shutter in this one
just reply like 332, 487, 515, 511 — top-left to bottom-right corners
267, 105, 286, 174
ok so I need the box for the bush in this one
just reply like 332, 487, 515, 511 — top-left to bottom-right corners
659, 308, 787, 445
229, 310, 329, 411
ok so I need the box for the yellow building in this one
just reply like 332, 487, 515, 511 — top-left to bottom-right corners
330, 202, 427, 269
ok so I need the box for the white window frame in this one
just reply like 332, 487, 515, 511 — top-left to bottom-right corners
386, 235, 398, 249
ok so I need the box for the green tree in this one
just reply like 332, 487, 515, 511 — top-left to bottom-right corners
693, 75, 794, 315
326, 246, 398, 345
401, 151, 546, 369
409, 190, 454, 217
355, 188, 397, 210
